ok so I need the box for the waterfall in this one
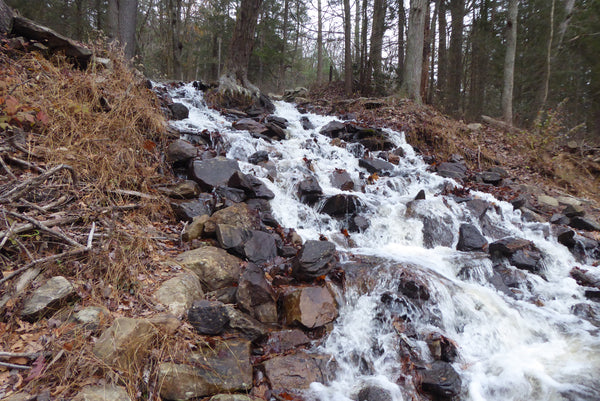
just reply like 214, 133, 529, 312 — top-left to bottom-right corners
164, 83, 600, 401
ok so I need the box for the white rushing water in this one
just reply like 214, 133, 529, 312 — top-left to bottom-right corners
165, 83, 600, 401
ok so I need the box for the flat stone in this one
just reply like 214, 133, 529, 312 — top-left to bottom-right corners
168, 103, 189, 120
292, 240, 337, 281
456, 223, 487, 252
489, 237, 536, 258
170, 199, 212, 222
510, 249, 542, 273
21, 276, 75, 320
72, 306, 110, 331
283, 286, 338, 329
166, 139, 196, 163
359, 158, 395, 174
188, 300, 229, 335
203, 203, 260, 234
237, 263, 277, 323
189, 157, 240, 191
569, 217, 600, 232
319, 121, 346, 138
154, 272, 204, 317
437, 162, 467, 180
262, 352, 329, 391
175, 246, 242, 291
244, 230, 278, 263
158, 180, 200, 199
557, 196, 581, 207
74, 384, 131, 401
563, 204, 585, 218
537, 195, 559, 208
262, 329, 311, 354
224, 305, 269, 340
93, 318, 157, 370
233, 118, 268, 135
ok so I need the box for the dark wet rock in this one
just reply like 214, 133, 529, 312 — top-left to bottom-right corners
511, 196, 527, 210
261, 329, 311, 354
283, 286, 338, 328
175, 246, 242, 291
170, 199, 212, 222
570, 267, 600, 289
264, 122, 287, 140
330, 169, 354, 190
297, 176, 323, 205
93, 318, 157, 371
557, 227, 576, 248
357, 386, 392, 401
21, 276, 75, 321
233, 118, 268, 135
427, 333, 458, 363
550, 214, 570, 225
320, 194, 361, 218
571, 303, 600, 326
419, 361, 462, 399
158, 180, 200, 199
415, 189, 426, 200
216, 224, 251, 256
300, 116, 314, 130
359, 158, 395, 174
237, 263, 277, 323
224, 305, 269, 340
563, 204, 585, 218
489, 237, 536, 258
436, 162, 467, 180
422, 215, 454, 249
262, 352, 331, 391
188, 300, 230, 335
168, 102, 189, 120
248, 150, 269, 164
215, 186, 247, 203
569, 216, 600, 232
398, 273, 430, 301
348, 214, 370, 233
358, 136, 395, 151
158, 339, 252, 400
465, 199, 490, 220
584, 290, 600, 301
479, 171, 503, 185
292, 240, 337, 281
319, 121, 346, 138
510, 249, 542, 273
267, 115, 288, 129
189, 157, 240, 191
493, 265, 528, 289
244, 230, 278, 263
166, 139, 196, 163
228, 171, 275, 199
456, 224, 487, 252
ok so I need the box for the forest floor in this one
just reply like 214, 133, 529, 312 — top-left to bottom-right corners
0, 39, 599, 400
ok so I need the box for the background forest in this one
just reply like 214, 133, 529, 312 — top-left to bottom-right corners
6, 0, 600, 138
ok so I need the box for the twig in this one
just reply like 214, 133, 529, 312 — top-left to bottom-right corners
0, 247, 89, 285
4, 155, 45, 173
0, 215, 80, 242
0, 164, 77, 202
14, 237, 35, 262
0, 156, 18, 181
8, 78, 33, 96
9, 140, 40, 159
86, 222, 96, 249
5, 210, 83, 248
0, 361, 31, 369
0, 217, 16, 251
109, 189, 159, 200
0, 351, 50, 360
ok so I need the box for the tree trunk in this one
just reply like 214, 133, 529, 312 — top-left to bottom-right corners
359, 0, 369, 92
316, 0, 323, 84
427, 1, 438, 104
501, 0, 519, 124
279, 0, 289, 90
168, 0, 183, 80
446, 0, 464, 116
538, 0, 555, 114
369, 0, 387, 95
436, 0, 447, 104
0, 0, 14, 34
397, 0, 405, 86
221, 0, 263, 92
354, 0, 361, 64
556, 0, 575, 50
420, 1, 431, 100
466, 0, 489, 120
108, 0, 138, 60
401, 0, 427, 103
343, 0, 353, 96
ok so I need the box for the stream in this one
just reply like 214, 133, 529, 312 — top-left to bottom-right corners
163, 83, 600, 401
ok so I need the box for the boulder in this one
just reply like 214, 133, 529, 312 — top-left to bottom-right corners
248, 150, 269, 164
465, 199, 490, 220
436, 162, 467, 180
216, 224, 251, 256
262, 329, 311, 354
93, 318, 157, 371
21, 276, 75, 321
154, 272, 204, 318
297, 176, 323, 205
215, 186, 247, 203
300, 116, 314, 130
556, 227, 576, 248
182, 214, 210, 241
189, 157, 240, 191
456, 224, 487, 252
188, 300, 229, 335
74, 384, 131, 401
479, 171, 503, 185
510, 249, 542, 273
158, 339, 252, 400
358, 136, 395, 151
175, 246, 242, 291
422, 215, 454, 249
283, 286, 338, 329
563, 204, 585, 218
228, 171, 275, 199
537, 195, 559, 208
330, 169, 354, 190
224, 305, 269, 340
359, 158, 395, 174
203, 203, 260, 234
233, 118, 268, 135
426, 333, 458, 363
237, 264, 277, 323
168, 102, 189, 120
398, 273, 430, 301
319, 121, 346, 138
415, 189, 426, 200
569, 216, 600, 232
72, 306, 110, 332
243, 230, 278, 263
262, 352, 329, 391
166, 139, 196, 163
320, 194, 361, 218
149, 313, 181, 335
357, 386, 392, 401
158, 180, 200, 199
489, 237, 536, 258
170, 199, 212, 222
292, 240, 337, 281
348, 214, 370, 233
283, 87, 309, 102
550, 213, 570, 225
419, 361, 462, 399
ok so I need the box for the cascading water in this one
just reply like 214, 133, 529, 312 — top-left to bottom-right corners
164, 83, 600, 401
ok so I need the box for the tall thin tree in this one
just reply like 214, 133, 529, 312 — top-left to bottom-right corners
401, 0, 427, 102
501, 0, 518, 124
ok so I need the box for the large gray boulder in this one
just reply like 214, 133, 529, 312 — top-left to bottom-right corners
188, 157, 240, 190
292, 240, 337, 281
456, 223, 487, 252
166, 139, 196, 163
175, 246, 242, 291
153, 272, 204, 317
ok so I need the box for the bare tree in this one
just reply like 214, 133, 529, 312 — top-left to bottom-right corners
368, 0, 387, 95
108, 0, 138, 60
317, 0, 323, 84
501, 0, 519, 124
343, 0, 352, 96
401, 0, 427, 103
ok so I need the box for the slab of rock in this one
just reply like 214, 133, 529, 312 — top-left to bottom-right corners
228, 171, 275, 199
292, 240, 337, 281
456, 224, 487, 252
489, 237, 536, 258
537, 195, 559, 208
158, 180, 200, 199
72, 306, 110, 331
74, 384, 131, 401
330, 170, 354, 190
419, 361, 462, 399
175, 246, 242, 291
437, 162, 467, 180
154, 272, 204, 317
237, 263, 277, 323
216, 224, 251, 256
510, 249, 542, 273
297, 176, 323, 205
149, 313, 181, 335
563, 204, 585, 218
348, 214, 370, 233
569, 216, 600, 232
398, 273, 430, 301
262, 352, 329, 391
168, 102, 189, 120
182, 214, 210, 241
224, 305, 269, 340
171, 199, 212, 222
188, 300, 229, 335
158, 339, 252, 400
319, 121, 346, 138
21, 276, 75, 320
244, 230, 278, 263
320, 194, 361, 218
203, 203, 260, 234
262, 329, 311, 354
166, 139, 196, 163
93, 318, 157, 370
283, 286, 338, 328
465, 199, 490, 220
189, 157, 240, 190
210, 395, 259, 401
248, 150, 269, 164
233, 118, 268, 135
359, 158, 394, 174
556, 227, 576, 248
479, 170, 503, 185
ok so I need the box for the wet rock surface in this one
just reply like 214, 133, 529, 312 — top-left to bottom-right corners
187, 299, 230, 335
456, 223, 487, 252
292, 240, 337, 280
